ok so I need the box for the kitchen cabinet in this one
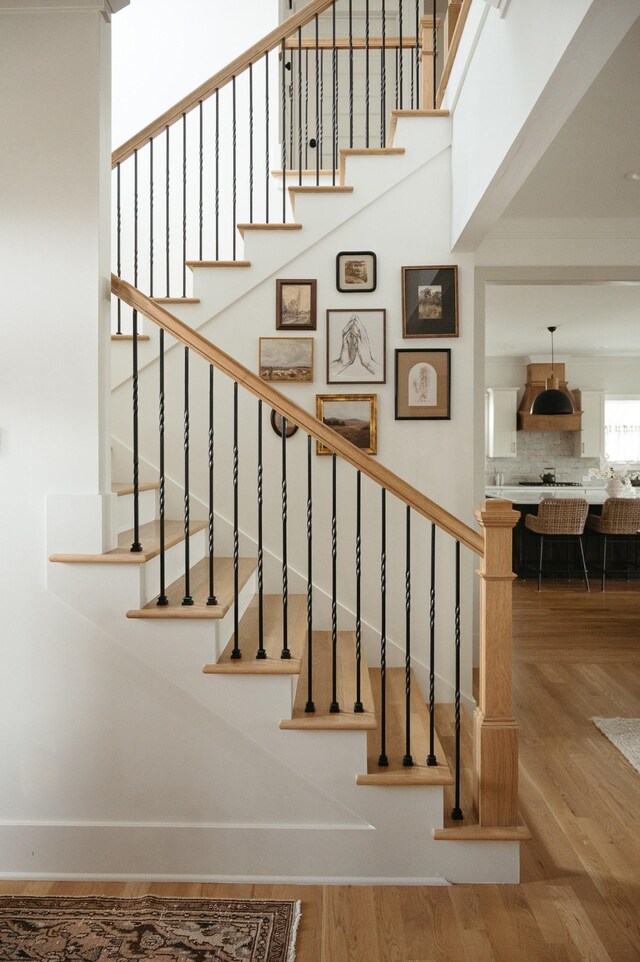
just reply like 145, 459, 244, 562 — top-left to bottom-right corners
579, 390, 605, 458
486, 388, 518, 458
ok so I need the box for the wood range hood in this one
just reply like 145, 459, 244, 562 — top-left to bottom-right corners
517, 363, 582, 432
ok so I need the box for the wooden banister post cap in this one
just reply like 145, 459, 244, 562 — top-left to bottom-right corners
475, 498, 520, 529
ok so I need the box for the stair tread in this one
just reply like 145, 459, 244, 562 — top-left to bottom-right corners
288, 185, 353, 193
111, 334, 151, 342
186, 260, 251, 268
390, 109, 450, 118
49, 519, 206, 564
152, 297, 201, 303
112, 482, 159, 497
280, 631, 377, 731
203, 594, 307, 674
237, 223, 302, 235
433, 822, 531, 842
356, 668, 453, 785
127, 556, 257, 619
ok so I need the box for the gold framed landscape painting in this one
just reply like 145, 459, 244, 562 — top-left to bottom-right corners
259, 337, 314, 382
316, 394, 377, 455
401, 265, 458, 338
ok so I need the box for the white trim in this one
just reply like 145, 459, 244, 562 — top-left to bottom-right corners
0, 871, 449, 885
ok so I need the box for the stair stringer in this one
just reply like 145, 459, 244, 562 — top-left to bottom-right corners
110, 114, 452, 390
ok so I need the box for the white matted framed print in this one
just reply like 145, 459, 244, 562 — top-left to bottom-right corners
326, 309, 386, 384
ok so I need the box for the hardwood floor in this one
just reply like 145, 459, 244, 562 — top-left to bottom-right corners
1, 580, 639, 960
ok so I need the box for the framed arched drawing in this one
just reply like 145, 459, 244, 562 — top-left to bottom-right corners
395, 349, 451, 420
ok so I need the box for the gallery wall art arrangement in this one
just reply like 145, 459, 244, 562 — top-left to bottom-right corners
261, 259, 459, 450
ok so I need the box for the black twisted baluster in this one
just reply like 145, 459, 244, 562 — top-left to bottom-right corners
399, 0, 403, 109
249, 63, 254, 223
378, 488, 388, 765
157, 329, 168, 604
452, 540, 463, 819
319, 48, 324, 171
231, 382, 241, 659
314, 15, 320, 186
432, 0, 437, 110
149, 138, 154, 296
330, 453, 339, 713
281, 416, 290, 659
403, 506, 413, 766
288, 51, 294, 171
427, 522, 437, 765
365, 0, 370, 148
130, 308, 142, 553
256, 401, 265, 658
348, 0, 354, 148
232, 76, 237, 260
331, 4, 337, 186
265, 54, 270, 223
381, 0, 387, 147
395, 47, 399, 109
354, 471, 363, 712
165, 126, 170, 296
198, 101, 203, 261
215, 89, 220, 259
415, 0, 420, 109
304, 49, 309, 171
116, 162, 122, 334
297, 27, 302, 185
182, 347, 193, 604
182, 113, 186, 298
206, 365, 217, 606
281, 39, 288, 221
305, 434, 315, 712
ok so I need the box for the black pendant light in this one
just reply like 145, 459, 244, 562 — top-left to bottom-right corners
530, 326, 574, 415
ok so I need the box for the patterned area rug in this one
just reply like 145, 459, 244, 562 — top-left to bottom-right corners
0, 895, 300, 962
592, 717, 640, 774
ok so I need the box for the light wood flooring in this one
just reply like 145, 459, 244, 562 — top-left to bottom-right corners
2, 580, 639, 960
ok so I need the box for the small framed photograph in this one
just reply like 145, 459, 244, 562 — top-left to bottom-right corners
336, 251, 377, 293
270, 409, 299, 438
402, 265, 458, 338
395, 349, 451, 420
326, 309, 386, 384
276, 279, 317, 330
259, 337, 314, 382
316, 394, 377, 455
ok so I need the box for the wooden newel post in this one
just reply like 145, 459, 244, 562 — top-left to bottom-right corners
473, 498, 520, 827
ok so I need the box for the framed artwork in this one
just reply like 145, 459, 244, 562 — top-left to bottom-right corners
259, 337, 314, 382
336, 251, 377, 293
326, 309, 386, 384
316, 394, 377, 455
276, 279, 317, 330
270, 409, 299, 438
395, 349, 451, 420
401, 265, 458, 338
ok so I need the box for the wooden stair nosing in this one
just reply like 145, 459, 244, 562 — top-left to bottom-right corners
356, 668, 454, 786
288, 185, 354, 194
49, 519, 207, 565
126, 556, 257, 620
152, 297, 201, 304
112, 482, 159, 497
186, 260, 252, 269
433, 822, 531, 842
280, 631, 377, 731
237, 223, 302, 236
203, 594, 307, 674
111, 334, 151, 342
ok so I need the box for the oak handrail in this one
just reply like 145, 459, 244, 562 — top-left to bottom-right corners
435, 0, 472, 109
112, 0, 338, 167
112, 273, 484, 556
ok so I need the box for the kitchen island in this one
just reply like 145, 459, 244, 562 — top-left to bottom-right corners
485, 484, 610, 504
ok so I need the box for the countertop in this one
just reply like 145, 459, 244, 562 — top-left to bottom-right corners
485, 485, 613, 505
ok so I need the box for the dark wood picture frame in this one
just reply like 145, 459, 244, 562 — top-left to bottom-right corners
275, 279, 317, 330
326, 308, 386, 384
336, 251, 377, 293
270, 409, 299, 438
394, 349, 451, 420
401, 265, 458, 338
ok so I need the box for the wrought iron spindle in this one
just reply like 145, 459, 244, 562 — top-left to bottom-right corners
249, 64, 254, 223
378, 488, 388, 765
432, 0, 437, 110
281, 39, 288, 221
381, 0, 387, 146
256, 400, 265, 657
395, 47, 399, 109
319, 48, 324, 170
427, 522, 437, 764
165, 126, 170, 296
330, 453, 339, 712
349, 0, 354, 148
314, 15, 320, 186
403, 506, 413, 766
331, 4, 337, 186
265, 54, 270, 223
198, 102, 203, 261
206, 364, 217, 606
130, 309, 142, 553
305, 434, 315, 712
232, 76, 237, 260
365, 0, 370, 148
354, 471, 363, 712
182, 347, 193, 604
452, 540, 463, 819
288, 52, 294, 171
399, 0, 404, 109
298, 27, 303, 185
149, 138, 154, 296
281, 416, 290, 659
157, 328, 168, 603
415, 0, 420, 109
182, 113, 187, 297
304, 49, 309, 171
231, 382, 241, 659
116, 162, 122, 334
215, 90, 220, 259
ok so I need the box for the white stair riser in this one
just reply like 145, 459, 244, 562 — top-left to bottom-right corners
139, 529, 206, 606
116, 489, 156, 535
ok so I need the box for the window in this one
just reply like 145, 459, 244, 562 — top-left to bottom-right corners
604, 398, 640, 462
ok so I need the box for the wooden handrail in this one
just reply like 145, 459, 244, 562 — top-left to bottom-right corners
112, 274, 484, 556
112, 0, 337, 167
435, 0, 472, 109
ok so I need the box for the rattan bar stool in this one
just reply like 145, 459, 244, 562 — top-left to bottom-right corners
524, 498, 590, 591
586, 497, 640, 590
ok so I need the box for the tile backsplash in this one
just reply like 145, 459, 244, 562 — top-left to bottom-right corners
486, 431, 599, 485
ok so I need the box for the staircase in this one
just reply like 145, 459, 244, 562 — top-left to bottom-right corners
47, 0, 527, 883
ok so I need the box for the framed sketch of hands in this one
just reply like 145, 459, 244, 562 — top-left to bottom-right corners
326, 309, 386, 384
